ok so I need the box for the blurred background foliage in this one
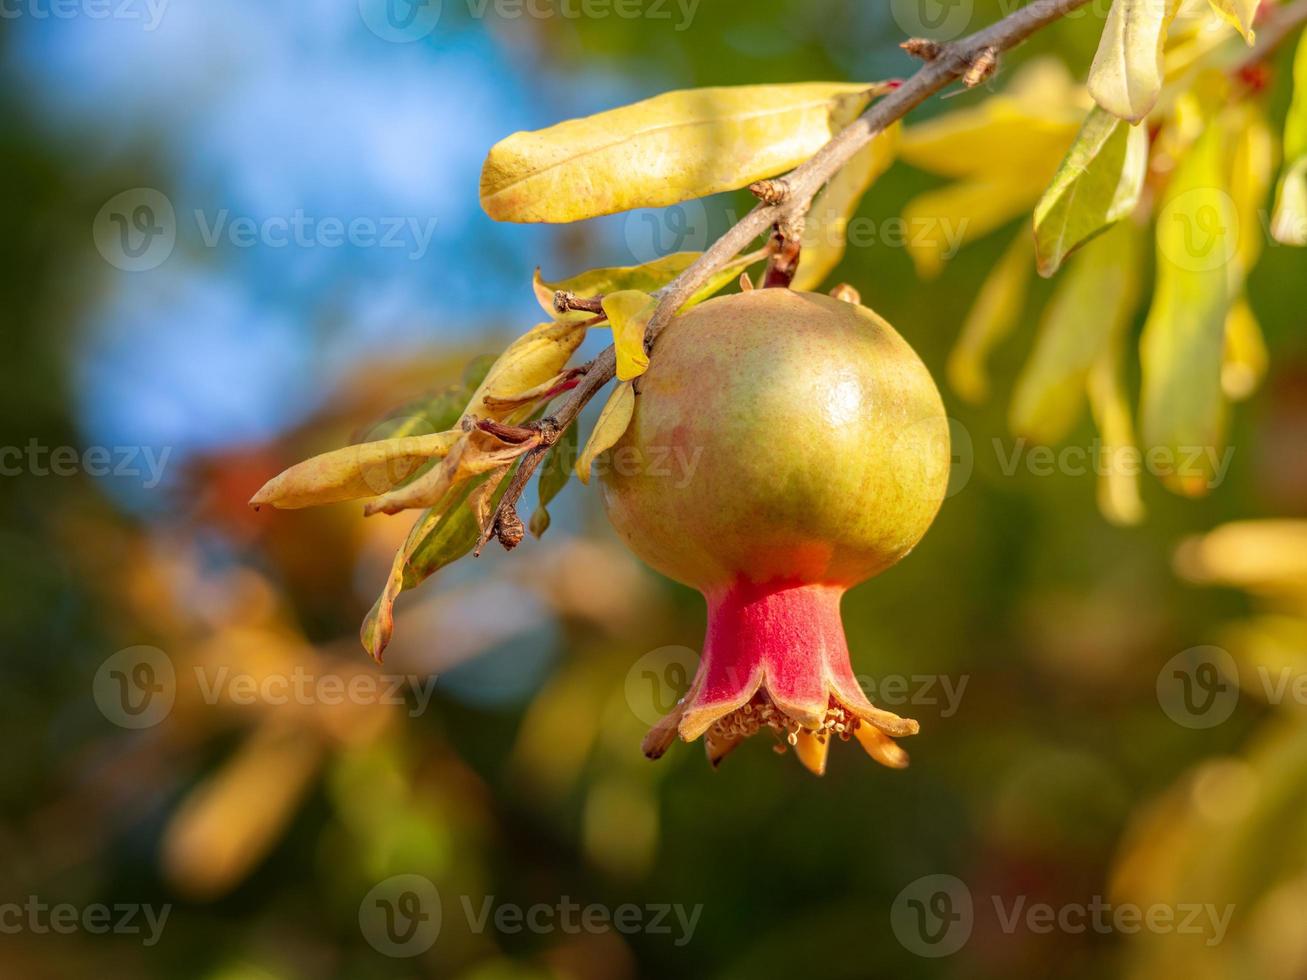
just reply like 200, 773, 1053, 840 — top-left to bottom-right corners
1, 1, 1306, 978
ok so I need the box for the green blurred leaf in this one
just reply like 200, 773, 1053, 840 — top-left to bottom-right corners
530, 421, 579, 538
1011, 220, 1143, 444
1034, 107, 1149, 277
1272, 35, 1307, 246
947, 230, 1034, 404
1140, 123, 1233, 497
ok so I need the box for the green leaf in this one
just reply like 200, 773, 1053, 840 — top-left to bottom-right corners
947, 231, 1034, 404
530, 421, 579, 538
1140, 123, 1234, 497
1087, 328, 1145, 526
576, 382, 636, 484
1010, 221, 1143, 444
1088, 0, 1183, 123
361, 468, 513, 662
481, 82, 889, 223
1034, 107, 1149, 277
601, 290, 656, 382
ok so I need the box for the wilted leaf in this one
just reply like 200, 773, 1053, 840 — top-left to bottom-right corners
249, 431, 462, 510
1011, 221, 1143, 444
1206, 0, 1257, 44
947, 231, 1034, 404
530, 421, 579, 538
576, 382, 635, 484
468, 320, 590, 421
1140, 123, 1233, 496
793, 123, 899, 291
602, 290, 656, 382
1034, 107, 1149, 276
534, 254, 700, 323
361, 469, 512, 662
363, 425, 539, 516
1088, 0, 1184, 123
481, 82, 889, 223
1222, 296, 1267, 401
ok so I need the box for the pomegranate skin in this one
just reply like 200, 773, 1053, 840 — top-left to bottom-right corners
600, 289, 950, 773
600, 288, 949, 593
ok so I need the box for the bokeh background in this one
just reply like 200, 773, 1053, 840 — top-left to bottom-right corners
3, 1, 1307, 977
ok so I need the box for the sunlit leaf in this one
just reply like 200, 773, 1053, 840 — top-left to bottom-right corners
1206, 0, 1257, 44
602, 290, 656, 382
1089, 0, 1184, 123
533, 254, 700, 323
480, 82, 890, 223
576, 382, 636, 484
363, 426, 539, 517
530, 421, 580, 538
249, 431, 462, 510
947, 231, 1034, 404
792, 123, 900, 291
1222, 296, 1267, 401
1011, 221, 1143, 444
1228, 102, 1276, 278
1140, 123, 1233, 497
1034, 107, 1149, 276
468, 320, 590, 421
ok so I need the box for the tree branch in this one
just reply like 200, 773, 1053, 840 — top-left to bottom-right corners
483, 0, 1097, 548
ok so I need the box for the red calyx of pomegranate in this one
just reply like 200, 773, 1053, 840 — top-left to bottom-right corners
601, 289, 950, 775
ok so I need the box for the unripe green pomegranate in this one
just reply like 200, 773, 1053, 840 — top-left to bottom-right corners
601, 288, 949, 774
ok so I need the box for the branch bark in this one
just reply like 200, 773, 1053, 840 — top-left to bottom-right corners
483, 0, 1098, 548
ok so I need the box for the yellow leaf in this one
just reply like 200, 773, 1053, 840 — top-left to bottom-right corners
1271, 35, 1307, 245
1088, 0, 1184, 123
1140, 123, 1233, 497
1271, 158, 1307, 245
1033, 107, 1149, 277
947, 231, 1034, 404
602, 290, 656, 381
534, 254, 700, 323
1088, 329, 1145, 526
363, 426, 538, 516
1222, 296, 1267, 401
249, 431, 461, 510
1228, 103, 1276, 278
1206, 0, 1257, 44
903, 176, 1041, 279
1011, 221, 1143, 445
899, 60, 1084, 179
576, 381, 636, 484
465, 320, 589, 422
793, 123, 899, 291
481, 82, 890, 223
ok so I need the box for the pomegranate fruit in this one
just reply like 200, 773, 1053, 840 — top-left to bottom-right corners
601, 288, 949, 774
